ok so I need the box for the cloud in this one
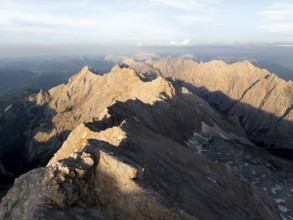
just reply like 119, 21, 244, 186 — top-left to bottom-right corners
169, 39, 192, 46
260, 3, 293, 20
176, 14, 208, 24
258, 3, 293, 34
149, 0, 219, 25
258, 23, 293, 34
149, 0, 205, 10
149, 0, 218, 11
137, 39, 192, 47
0, 1, 191, 43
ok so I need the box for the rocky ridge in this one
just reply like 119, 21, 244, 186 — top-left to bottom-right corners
25, 64, 248, 165
25, 65, 176, 163
0, 102, 283, 220
123, 58, 293, 154
0, 64, 292, 219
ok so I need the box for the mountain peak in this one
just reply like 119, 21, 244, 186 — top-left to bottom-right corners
109, 64, 141, 81
0, 57, 291, 220
80, 65, 96, 74
63, 65, 99, 87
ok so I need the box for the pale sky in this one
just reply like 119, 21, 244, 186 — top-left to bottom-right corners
0, 0, 293, 56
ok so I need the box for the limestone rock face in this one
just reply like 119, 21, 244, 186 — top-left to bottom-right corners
0, 117, 282, 220
124, 58, 293, 152
26, 64, 177, 163
0, 64, 290, 219
25, 63, 251, 166
0, 145, 105, 220
0, 63, 246, 196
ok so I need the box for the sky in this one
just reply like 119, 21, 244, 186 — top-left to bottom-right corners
0, 0, 293, 57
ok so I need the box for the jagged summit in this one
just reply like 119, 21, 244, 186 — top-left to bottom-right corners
25, 64, 179, 163
0, 61, 292, 219
80, 65, 101, 75
80, 65, 92, 72
0, 63, 285, 219
124, 57, 293, 153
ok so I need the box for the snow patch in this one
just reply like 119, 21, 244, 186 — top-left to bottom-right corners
185, 131, 209, 154
278, 205, 289, 213
275, 198, 286, 204
271, 185, 282, 194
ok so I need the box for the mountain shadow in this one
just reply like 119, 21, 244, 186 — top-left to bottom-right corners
1, 88, 292, 219
83, 96, 293, 219
171, 78, 293, 159
0, 99, 71, 199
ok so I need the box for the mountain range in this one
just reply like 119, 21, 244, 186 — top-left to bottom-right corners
124, 58, 293, 156
0, 60, 292, 219
0, 53, 292, 99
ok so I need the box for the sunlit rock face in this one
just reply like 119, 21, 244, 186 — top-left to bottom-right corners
124, 58, 293, 154
0, 116, 282, 220
0, 63, 291, 219
25, 65, 177, 163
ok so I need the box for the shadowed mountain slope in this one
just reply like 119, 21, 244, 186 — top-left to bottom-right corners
0, 64, 292, 219
0, 64, 245, 191
123, 58, 293, 155
0, 98, 283, 220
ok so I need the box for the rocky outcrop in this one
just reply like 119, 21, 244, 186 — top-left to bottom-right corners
25, 64, 249, 165
0, 115, 283, 220
0, 144, 105, 220
124, 58, 293, 153
0, 63, 291, 219
1, 63, 245, 196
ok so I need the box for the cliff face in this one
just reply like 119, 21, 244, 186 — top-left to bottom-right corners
26, 65, 179, 163
0, 90, 50, 190
25, 64, 248, 165
124, 58, 293, 153
0, 110, 282, 220
0, 64, 291, 219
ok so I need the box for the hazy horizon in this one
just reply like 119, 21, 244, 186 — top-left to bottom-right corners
1, 0, 293, 58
